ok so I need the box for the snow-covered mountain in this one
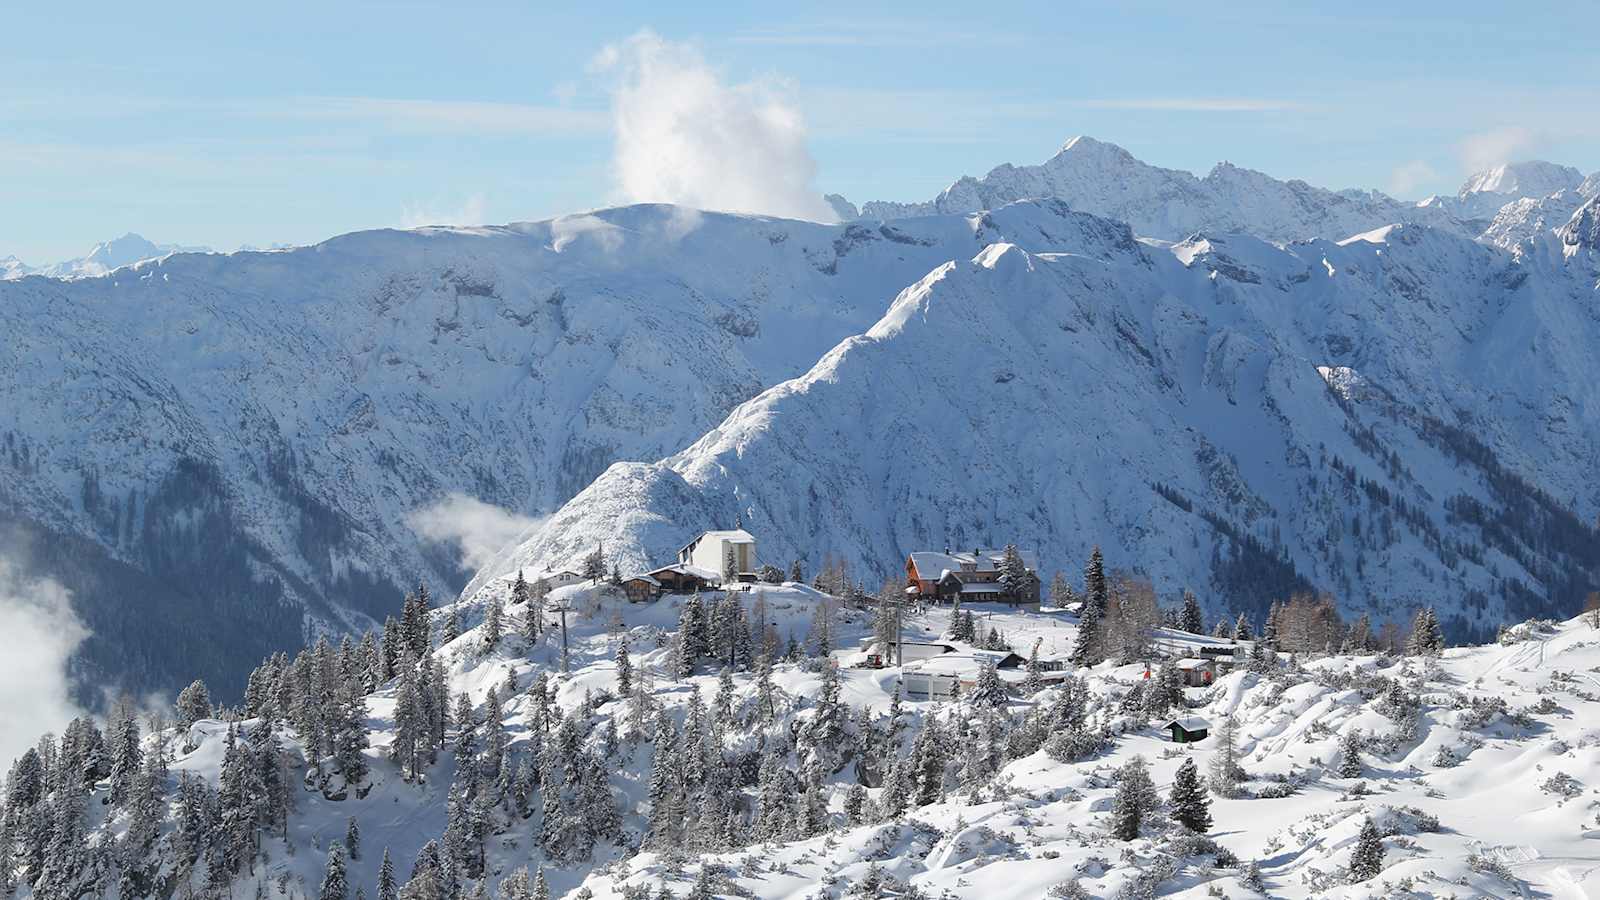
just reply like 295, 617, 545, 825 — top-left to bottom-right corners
851, 137, 1598, 250
1, 233, 214, 281
852, 136, 1465, 243
0, 203, 1145, 701
480, 204, 1600, 640
1447, 160, 1586, 219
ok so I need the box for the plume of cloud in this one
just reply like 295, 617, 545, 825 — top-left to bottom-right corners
592, 31, 837, 223
1459, 126, 1538, 173
408, 493, 546, 572
1387, 159, 1440, 198
400, 193, 489, 228
0, 554, 88, 766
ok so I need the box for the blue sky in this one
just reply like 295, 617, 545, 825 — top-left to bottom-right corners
3, 1, 1596, 262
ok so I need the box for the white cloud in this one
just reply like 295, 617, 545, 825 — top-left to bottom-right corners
1387, 159, 1440, 197
0, 554, 88, 766
592, 31, 837, 223
1459, 126, 1538, 173
399, 193, 489, 229
407, 493, 545, 572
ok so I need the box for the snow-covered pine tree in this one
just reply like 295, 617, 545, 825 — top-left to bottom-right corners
106, 707, 143, 807
1180, 589, 1204, 634
722, 542, 738, 585
1348, 817, 1385, 883
175, 679, 213, 727
1084, 546, 1107, 615
910, 718, 945, 807
391, 659, 424, 781
1338, 728, 1363, 778
1407, 607, 1443, 656
998, 544, 1030, 601
967, 660, 1009, 708
381, 615, 403, 680
1023, 641, 1044, 694
1234, 612, 1252, 641
583, 544, 606, 584
482, 595, 504, 651
1109, 755, 1154, 840
615, 639, 633, 696
789, 559, 803, 583
1168, 757, 1211, 833
532, 869, 551, 900
319, 841, 349, 900
1070, 600, 1102, 667
443, 604, 462, 645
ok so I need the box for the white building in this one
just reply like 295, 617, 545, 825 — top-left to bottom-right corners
533, 569, 583, 591
677, 529, 756, 582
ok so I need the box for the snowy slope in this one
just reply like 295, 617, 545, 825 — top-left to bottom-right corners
0, 201, 1157, 700
482, 208, 1600, 637
16, 577, 1600, 900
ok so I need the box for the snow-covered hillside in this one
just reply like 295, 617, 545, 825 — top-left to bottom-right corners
483, 207, 1600, 638
9, 578, 1599, 899
0, 202, 1159, 701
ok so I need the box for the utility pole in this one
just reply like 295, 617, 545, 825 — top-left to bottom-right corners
551, 600, 572, 673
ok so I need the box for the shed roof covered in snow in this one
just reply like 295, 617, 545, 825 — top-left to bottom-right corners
908, 548, 1039, 577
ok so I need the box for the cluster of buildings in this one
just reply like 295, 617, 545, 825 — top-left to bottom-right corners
520, 526, 1224, 744
528, 528, 1047, 610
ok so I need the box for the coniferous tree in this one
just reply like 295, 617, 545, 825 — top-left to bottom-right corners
343, 816, 361, 861
483, 596, 503, 651
1338, 728, 1363, 778
320, 841, 350, 900
176, 679, 214, 726
1234, 612, 1252, 641
1180, 589, 1204, 635
510, 570, 530, 606
582, 544, 606, 584
998, 544, 1031, 601
1168, 758, 1212, 833
615, 640, 633, 696
1023, 641, 1044, 695
789, 559, 803, 583
967, 660, 1008, 708
1084, 547, 1108, 615
443, 605, 462, 645
1071, 600, 1103, 667
1406, 607, 1443, 657
1348, 817, 1385, 883
1110, 755, 1154, 840
378, 847, 399, 900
